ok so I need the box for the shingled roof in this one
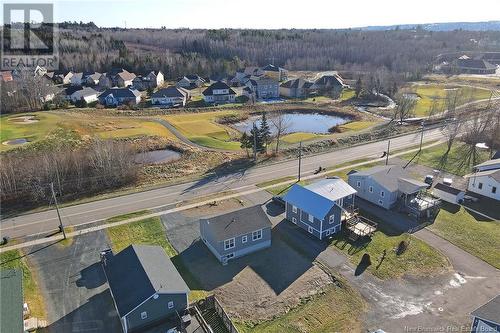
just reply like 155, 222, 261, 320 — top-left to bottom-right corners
104, 245, 189, 317
152, 86, 187, 98
202, 81, 236, 96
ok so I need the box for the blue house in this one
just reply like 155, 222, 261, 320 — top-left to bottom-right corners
282, 177, 357, 240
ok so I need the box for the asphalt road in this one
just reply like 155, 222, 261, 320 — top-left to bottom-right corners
0, 127, 445, 239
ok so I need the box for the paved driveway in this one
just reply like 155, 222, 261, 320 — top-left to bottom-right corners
27, 231, 121, 333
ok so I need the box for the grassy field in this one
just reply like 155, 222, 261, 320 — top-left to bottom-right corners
1, 111, 177, 151
0, 250, 46, 319
407, 84, 492, 117
339, 121, 378, 132
281, 132, 324, 144
331, 225, 450, 279
401, 141, 490, 176
236, 282, 364, 333
162, 111, 242, 150
429, 204, 500, 269
105, 212, 208, 301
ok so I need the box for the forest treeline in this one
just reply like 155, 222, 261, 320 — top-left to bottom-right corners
55, 24, 500, 80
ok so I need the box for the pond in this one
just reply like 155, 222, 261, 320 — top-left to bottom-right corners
2, 138, 29, 146
134, 149, 181, 164
233, 112, 350, 135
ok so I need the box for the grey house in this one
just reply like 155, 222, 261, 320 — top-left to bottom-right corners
200, 205, 272, 265
470, 295, 500, 333
102, 245, 189, 333
282, 177, 357, 240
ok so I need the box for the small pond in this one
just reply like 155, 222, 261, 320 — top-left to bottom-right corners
2, 138, 29, 146
134, 149, 181, 165
233, 112, 350, 135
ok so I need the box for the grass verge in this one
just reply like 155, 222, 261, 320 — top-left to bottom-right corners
0, 250, 46, 319
428, 203, 500, 269
105, 212, 208, 301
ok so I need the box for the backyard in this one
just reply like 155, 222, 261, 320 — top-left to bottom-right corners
428, 203, 500, 269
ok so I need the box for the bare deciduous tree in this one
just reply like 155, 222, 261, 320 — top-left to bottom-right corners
393, 94, 417, 123
270, 111, 291, 155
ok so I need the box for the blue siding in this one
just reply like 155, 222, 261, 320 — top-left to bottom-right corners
285, 201, 344, 240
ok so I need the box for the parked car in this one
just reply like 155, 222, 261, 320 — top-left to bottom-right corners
424, 175, 434, 187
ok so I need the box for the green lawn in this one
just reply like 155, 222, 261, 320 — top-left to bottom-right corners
331, 224, 450, 279
163, 111, 241, 150
105, 212, 208, 301
236, 282, 364, 333
401, 141, 490, 176
429, 204, 500, 269
339, 88, 356, 101
0, 250, 46, 319
339, 121, 377, 132
407, 84, 492, 117
281, 132, 324, 144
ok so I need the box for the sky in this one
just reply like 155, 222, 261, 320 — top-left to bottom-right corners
4, 0, 500, 29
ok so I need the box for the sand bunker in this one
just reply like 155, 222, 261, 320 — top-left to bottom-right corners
2, 138, 29, 146
9, 115, 39, 124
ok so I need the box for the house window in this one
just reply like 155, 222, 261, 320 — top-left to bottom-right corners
242, 235, 247, 243
478, 182, 483, 189
252, 229, 263, 241
141, 312, 147, 320
378, 199, 383, 205
292, 205, 297, 213
325, 229, 331, 236
493, 187, 497, 194
226, 253, 234, 259
292, 217, 297, 224
329, 215, 335, 224
168, 301, 174, 309
348, 195, 352, 199
380, 191, 385, 197
308, 214, 314, 223
369, 186, 373, 193
224, 238, 235, 250
308, 226, 314, 234
356, 181, 361, 188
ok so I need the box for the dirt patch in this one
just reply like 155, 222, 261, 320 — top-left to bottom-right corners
216, 263, 332, 321
9, 115, 39, 124
179, 197, 245, 217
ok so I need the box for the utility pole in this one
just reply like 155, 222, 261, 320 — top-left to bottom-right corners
298, 141, 302, 181
50, 182, 66, 239
419, 121, 425, 152
385, 140, 391, 165
252, 122, 257, 162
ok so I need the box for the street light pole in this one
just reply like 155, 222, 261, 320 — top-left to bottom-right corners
419, 121, 425, 152
50, 182, 66, 239
385, 140, 391, 165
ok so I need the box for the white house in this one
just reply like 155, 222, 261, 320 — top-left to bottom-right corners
151, 86, 189, 107
465, 158, 500, 201
70, 87, 99, 104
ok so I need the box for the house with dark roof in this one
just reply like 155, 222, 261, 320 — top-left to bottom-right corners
247, 77, 279, 99
279, 78, 314, 98
466, 158, 500, 201
0, 269, 24, 333
262, 64, 288, 82
202, 81, 236, 104
98, 88, 141, 106
432, 182, 465, 204
102, 245, 190, 333
348, 165, 440, 219
151, 86, 189, 107
70, 72, 84, 86
456, 58, 497, 74
312, 74, 346, 92
470, 295, 500, 333
84, 72, 102, 86
282, 178, 357, 240
200, 205, 272, 265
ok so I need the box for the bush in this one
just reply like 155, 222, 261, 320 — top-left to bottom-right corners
235, 95, 249, 103
328, 125, 343, 133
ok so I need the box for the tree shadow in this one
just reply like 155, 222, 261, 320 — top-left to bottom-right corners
181, 158, 254, 194
354, 254, 371, 276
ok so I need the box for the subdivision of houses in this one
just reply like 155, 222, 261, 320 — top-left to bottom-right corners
151, 86, 189, 107
101, 245, 190, 333
282, 177, 357, 240
98, 87, 141, 106
470, 295, 500, 333
176, 74, 205, 89
465, 158, 500, 201
133, 70, 165, 91
200, 205, 272, 264
70, 87, 99, 104
279, 78, 314, 98
202, 81, 236, 104
348, 165, 440, 220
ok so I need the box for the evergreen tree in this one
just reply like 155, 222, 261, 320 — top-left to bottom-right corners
239, 132, 252, 157
249, 123, 263, 156
259, 112, 271, 154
